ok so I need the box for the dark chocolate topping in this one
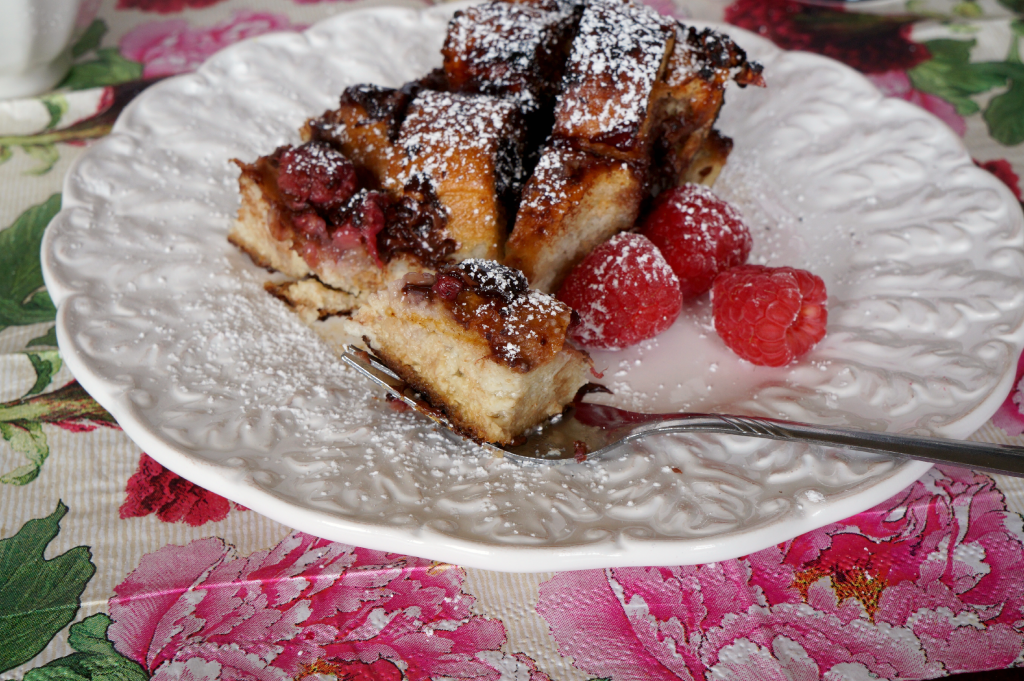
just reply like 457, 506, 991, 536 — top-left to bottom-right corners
456, 258, 529, 304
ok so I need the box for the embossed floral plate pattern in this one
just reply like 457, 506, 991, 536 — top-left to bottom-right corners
42, 4, 1024, 571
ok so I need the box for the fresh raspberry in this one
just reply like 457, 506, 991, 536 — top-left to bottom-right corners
557, 233, 682, 350
711, 264, 828, 367
640, 183, 752, 299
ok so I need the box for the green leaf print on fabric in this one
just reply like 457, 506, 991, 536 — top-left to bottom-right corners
952, 1, 984, 18
986, 79, 1024, 144
22, 145, 62, 176
24, 351, 63, 397
26, 326, 58, 349
0, 502, 95, 674
40, 95, 69, 132
60, 49, 143, 91
72, 20, 107, 60
0, 195, 60, 334
60, 18, 142, 92
22, 614, 148, 681
0, 381, 116, 486
909, 37, 1024, 144
0, 421, 49, 485
908, 39, 1008, 115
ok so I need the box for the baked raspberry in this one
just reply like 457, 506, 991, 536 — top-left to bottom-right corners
712, 265, 827, 367
276, 141, 358, 212
557, 233, 683, 350
640, 183, 751, 299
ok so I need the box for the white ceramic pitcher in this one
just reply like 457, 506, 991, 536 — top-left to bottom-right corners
0, 0, 93, 99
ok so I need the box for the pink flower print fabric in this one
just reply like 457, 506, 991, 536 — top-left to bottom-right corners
108, 533, 549, 681
538, 466, 1024, 679
119, 11, 307, 79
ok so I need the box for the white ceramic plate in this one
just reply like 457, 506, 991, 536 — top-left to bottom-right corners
42, 3, 1024, 572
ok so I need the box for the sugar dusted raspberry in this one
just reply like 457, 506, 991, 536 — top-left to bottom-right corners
712, 265, 827, 367
277, 141, 358, 211
640, 183, 751, 299
557, 232, 683, 350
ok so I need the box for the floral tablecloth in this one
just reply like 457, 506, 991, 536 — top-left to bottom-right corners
2, 0, 1024, 679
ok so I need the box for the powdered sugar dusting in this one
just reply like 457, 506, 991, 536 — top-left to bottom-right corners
591, 232, 677, 286
397, 90, 522, 192
458, 258, 529, 303
284, 140, 350, 178
666, 182, 746, 242
518, 144, 573, 214
562, 232, 681, 349
448, 259, 571, 368
444, 2, 572, 111
554, 0, 673, 139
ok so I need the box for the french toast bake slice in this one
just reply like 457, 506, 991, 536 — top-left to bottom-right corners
354, 259, 592, 444
229, 0, 764, 446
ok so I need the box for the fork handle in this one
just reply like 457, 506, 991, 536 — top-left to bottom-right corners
617, 414, 1024, 478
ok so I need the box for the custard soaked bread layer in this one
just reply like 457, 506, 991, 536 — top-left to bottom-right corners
354, 260, 592, 444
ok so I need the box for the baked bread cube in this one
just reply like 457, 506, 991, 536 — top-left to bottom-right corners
551, 0, 675, 160
442, 0, 577, 173
442, 1, 576, 113
303, 84, 405, 186
392, 90, 527, 261
302, 71, 449, 185
648, 25, 764, 191
505, 142, 644, 292
354, 259, 592, 444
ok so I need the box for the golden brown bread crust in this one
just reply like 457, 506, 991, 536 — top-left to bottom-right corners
442, 1, 575, 111
551, 0, 675, 160
505, 143, 644, 292
302, 96, 397, 186
392, 90, 526, 261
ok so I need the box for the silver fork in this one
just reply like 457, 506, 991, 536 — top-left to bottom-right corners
341, 347, 1024, 477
